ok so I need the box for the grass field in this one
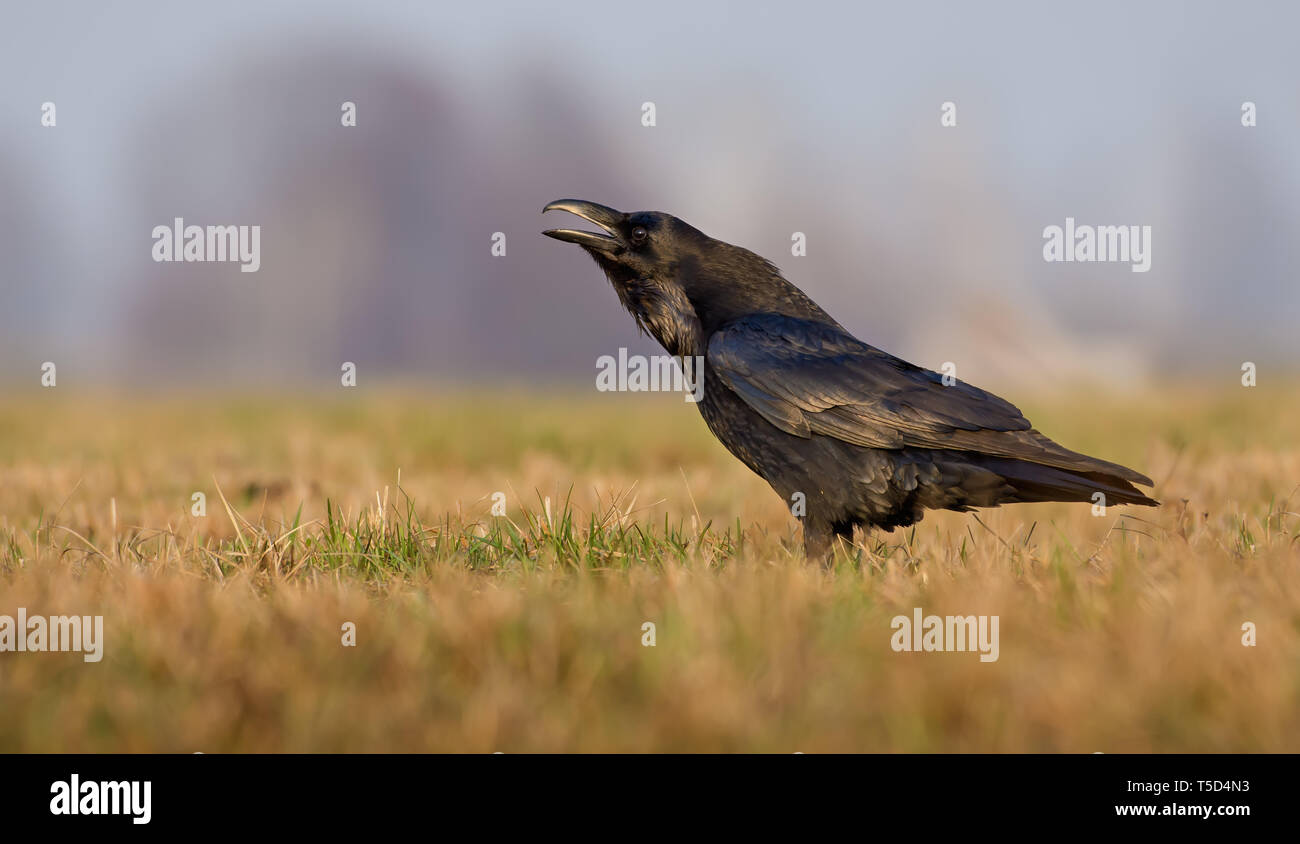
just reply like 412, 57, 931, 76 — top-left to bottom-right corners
1, 383, 1297, 752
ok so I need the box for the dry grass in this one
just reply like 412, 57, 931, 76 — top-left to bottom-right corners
0, 382, 1297, 751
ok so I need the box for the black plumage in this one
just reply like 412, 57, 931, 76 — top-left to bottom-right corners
543, 200, 1158, 558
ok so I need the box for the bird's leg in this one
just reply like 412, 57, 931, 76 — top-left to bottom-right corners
802, 521, 835, 567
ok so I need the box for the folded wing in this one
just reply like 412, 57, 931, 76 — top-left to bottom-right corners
707, 314, 1153, 486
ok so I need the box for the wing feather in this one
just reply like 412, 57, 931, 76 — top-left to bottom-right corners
707, 314, 1152, 486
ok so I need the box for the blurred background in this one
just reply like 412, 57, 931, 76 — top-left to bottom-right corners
2, 0, 1296, 391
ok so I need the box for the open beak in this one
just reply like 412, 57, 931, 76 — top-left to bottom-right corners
542, 199, 625, 254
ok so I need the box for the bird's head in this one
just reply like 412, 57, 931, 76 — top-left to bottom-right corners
542, 199, 707, 354
542, 199, 699, 288
542, 199, 822, 355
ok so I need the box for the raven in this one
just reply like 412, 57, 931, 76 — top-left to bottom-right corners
542, 199, 1158, 559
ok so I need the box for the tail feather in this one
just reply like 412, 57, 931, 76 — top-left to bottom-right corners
980, 457, 1159, 508
940, 428, 1154, 487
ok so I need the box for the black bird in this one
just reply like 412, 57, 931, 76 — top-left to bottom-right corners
542, 199, 1158, 559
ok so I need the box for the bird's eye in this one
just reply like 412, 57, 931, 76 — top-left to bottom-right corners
631, 226, 648, 243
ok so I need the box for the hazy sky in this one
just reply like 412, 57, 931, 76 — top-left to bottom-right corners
3, 1, 1297, 387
